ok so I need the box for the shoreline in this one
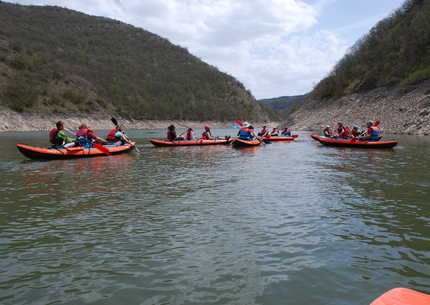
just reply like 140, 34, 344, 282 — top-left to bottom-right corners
0, 110, 279, 132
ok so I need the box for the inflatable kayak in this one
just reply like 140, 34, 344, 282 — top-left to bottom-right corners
370, 288, 430, 305
262, 135, 299, 141
310, 135, 398, 148
149, 138, 231, 147
16, 143, 135, 160
231, 138, 262, 148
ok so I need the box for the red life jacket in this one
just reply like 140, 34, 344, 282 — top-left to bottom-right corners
201, 132, 209, 140
351, 129, 360, 137
343, 127, 351, 137
49, 128, 58, 144
368, 126, 380, 136
185, 130, 193, 140
106, 129, 117, 141
76, 128, 89, 137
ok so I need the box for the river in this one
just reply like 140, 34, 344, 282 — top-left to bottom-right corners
1, 130, 430, 305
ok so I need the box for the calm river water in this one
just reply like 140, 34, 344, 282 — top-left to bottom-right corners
1, 129, 430, 305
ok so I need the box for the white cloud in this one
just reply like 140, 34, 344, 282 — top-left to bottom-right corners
11, 0, 349, 98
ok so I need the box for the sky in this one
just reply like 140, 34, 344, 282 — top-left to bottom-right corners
9, 0, 406, 99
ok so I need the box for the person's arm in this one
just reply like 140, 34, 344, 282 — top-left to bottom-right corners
119, 132, 133, 144
88, 130, 107, 144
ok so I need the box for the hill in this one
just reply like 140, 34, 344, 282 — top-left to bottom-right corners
258, 95, 306, 120
258, 95, 306, 111
288, 0, 430, 135
312, 0, 430, 100
0, 1, 277, 122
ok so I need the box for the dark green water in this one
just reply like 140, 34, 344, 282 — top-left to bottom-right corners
1, 130, 430, 305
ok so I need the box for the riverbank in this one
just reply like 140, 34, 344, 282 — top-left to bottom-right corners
289, 79, 430, 135
0, 110, 278, 132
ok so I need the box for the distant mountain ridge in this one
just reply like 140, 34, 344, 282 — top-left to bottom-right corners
258, 95, 306, 111
0, 1, 278, 122
258, 95, 307, 119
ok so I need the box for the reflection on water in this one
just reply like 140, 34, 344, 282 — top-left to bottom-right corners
1, 130, 430, 305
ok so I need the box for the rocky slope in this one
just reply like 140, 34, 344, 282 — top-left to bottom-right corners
290, 80, 430, 135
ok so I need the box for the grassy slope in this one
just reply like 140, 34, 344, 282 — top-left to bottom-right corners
311, 0, 430, 100
0, 1, 276, 122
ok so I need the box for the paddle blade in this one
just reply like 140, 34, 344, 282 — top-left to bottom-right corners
235, 120, 243, 127
111, 117, 118, 126
92, 143, 110, 155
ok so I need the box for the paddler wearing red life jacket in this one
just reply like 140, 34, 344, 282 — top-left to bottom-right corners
323, 125, 333, 137
351, 125, 361, 138
237, 122, 256, 140
184, 128, 196, 141
336, 122, 350, 138
76, 123, 107, 147
258, 125, 269, 137
361, 120, 381, 141
106, 124, 132, 145
270, 127, 279, 136
49, 121, 75, 147
201, 126, 213, 140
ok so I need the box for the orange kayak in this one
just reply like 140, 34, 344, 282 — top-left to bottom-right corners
16, 143, 135, 160
231, 138, 262, 148
310, 134, 398, 148
149, 138, 231, 147
370, 288, 430, 305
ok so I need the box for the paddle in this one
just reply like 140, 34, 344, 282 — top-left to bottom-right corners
111, 117, 139, 152
92, 142, 110, 155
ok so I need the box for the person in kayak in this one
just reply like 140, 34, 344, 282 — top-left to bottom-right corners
270, 127, 279, 136
237, 122, 256, 140
281, 126, 291, 136
106, 124, 133, 145
49, 121, 75, 147
76, 124, 107, 147
201, 126, 213, 140
184, 128, 196, 140
258, 125, 269, 137
336, 122, 350, 138
361, 121, 381, 141
323, 125, 333, 137
351, 125, 361, 138
166, 125, 184, 141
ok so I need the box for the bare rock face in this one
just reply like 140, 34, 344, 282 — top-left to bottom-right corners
290, 80, 430, 135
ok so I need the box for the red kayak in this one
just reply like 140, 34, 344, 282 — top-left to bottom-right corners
231, 138, 262, 148
310, 135, 398, 148
370, 288, 430, 305
262, 135, 299, 141
17, 143, 135, 160
149, 138, 231, 147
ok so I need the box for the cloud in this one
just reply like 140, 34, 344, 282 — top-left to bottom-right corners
11, 0, 349, 98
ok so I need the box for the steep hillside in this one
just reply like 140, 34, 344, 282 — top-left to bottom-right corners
288, 0, 430, 134
0, 1, 276, 122
312, 0, 430, 99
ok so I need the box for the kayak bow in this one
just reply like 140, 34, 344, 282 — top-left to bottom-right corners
231, 138, 262, 148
